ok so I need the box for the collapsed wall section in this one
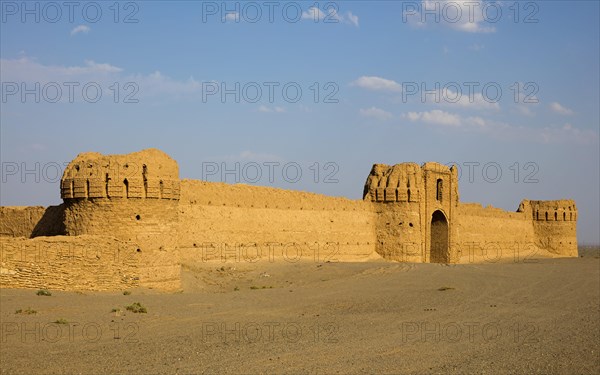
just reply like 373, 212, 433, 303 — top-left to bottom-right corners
177, 180, 379, 263
0, 206, 47, 238
0, 206, 66, 238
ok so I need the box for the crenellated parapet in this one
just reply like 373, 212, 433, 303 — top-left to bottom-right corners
363, 162, 460, 263
522, 199, 578, 222
363, 163, 423, 203
521, 199, 578, 257
60, 149, 180, 201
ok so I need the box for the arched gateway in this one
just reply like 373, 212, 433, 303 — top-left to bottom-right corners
430, 210, 449, 263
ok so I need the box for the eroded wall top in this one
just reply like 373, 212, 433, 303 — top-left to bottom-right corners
363, 162, 456, 203
520, 199, 578, 222
61, 148, 180, 200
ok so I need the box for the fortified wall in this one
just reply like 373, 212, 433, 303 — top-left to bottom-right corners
0, 149, 578, 291
363, 163, 578, 263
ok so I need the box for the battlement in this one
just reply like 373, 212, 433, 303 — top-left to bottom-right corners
526, 199, 578, 222
60, 148, 180, 201
363, 162, 456, 203
363, 163, 423, 202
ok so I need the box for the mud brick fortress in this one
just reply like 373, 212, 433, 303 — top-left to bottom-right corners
0, 149, 578, 291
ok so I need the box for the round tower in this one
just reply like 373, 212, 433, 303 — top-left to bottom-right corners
60, 148, 180, 254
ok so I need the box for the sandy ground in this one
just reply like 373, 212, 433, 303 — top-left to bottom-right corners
1, 247, 598, 374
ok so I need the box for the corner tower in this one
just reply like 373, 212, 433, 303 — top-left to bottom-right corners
520, 199, 578, 257
60, 149, 181, 286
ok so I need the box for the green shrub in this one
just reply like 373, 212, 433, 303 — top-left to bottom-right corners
15, 307, 37, 315
125, 302, 147, 313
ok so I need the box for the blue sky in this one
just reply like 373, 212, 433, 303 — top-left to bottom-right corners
1, 1, 599, 244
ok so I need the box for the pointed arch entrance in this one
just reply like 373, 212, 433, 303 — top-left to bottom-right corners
430, 210, 449, 263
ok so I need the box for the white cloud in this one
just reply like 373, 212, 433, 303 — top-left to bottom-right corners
302, 7, 359, 26
405, 109, 489, 129
223, 12, 240, 22
405, 1, 496, 34
359, 107, 393, 121
83, 60, 122, 73
0, 57, 122, 83
439, 87, 500, 110
550, 102, 574, 115
302, 7, 327, 21
516, 105, 536, 117
258, 105, 285, 113
405, 110, 462, 126
129, 71, 203, 96
346, 11, 359, 27
0, 56, 203, 100
70, 25, 90, 36
403, 108, 597, 144
351, 76, 402, 92
536, 123, 596, 144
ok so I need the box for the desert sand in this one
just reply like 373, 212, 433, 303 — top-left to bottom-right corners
1, 246, 598, 374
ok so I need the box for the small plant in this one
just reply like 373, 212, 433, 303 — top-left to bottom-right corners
53, 318, 68, 324
36, 289, 52, 296
233, 286, 240, 291
123, 291, 131, 295
125, 302, 147, 313
15, 307, 37, 315
250, 286, 260, 290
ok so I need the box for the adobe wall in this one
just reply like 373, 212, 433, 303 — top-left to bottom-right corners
0, 235, 181, 291
454, 203, 538, 263
0, 205, 67, 238
0, 206, 47, 238
177, 180, 379, 263
0, 148, 579, 291
63, 199, 180, 252
454, 200, 577, 262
